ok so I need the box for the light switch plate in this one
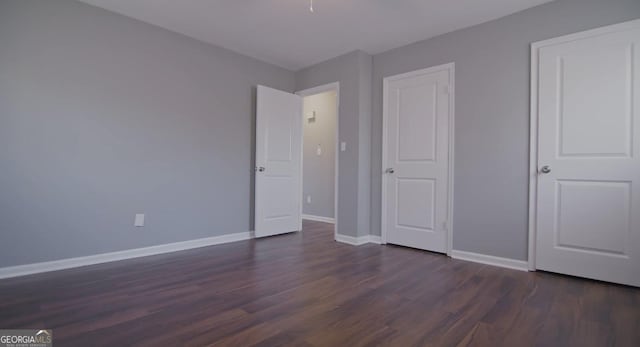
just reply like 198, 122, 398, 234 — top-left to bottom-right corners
306, 111, 316, 121
134, 214, 145, 227
340, 142, 346, 151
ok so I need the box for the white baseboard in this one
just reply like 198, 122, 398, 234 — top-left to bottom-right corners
335, 234, 367, 246
302, 214, 335, 224
335, 234, 381, 246
367, 235, 382, 244
451, 250, 529, 271
0, 232, 252, 280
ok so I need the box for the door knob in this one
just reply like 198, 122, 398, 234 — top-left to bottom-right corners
385, 168, 395, 174
256, 166, 266, 172
540, 165, 551, 174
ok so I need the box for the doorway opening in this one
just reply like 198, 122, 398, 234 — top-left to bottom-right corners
297, 83, 340, 239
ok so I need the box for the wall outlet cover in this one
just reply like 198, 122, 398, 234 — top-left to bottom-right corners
134, 214, 145, 227
306, 111, 316, 122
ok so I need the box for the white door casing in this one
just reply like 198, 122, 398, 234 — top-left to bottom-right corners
255, 85, 303, 238
530, 20, 640, 287
382, 63, 454, 254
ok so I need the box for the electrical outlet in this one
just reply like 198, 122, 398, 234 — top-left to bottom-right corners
316, 144, 322, 156
134, 214, 145, 227
306, 195, 312, 204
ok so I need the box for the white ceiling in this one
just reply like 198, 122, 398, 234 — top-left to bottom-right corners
78, 0, 553, 71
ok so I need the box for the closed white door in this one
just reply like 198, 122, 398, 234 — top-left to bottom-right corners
255, 85, 302, 238
383, 64, 453, 253
534, 21, 640, 286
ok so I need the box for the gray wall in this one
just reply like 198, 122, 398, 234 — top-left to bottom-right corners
371, 0, 640, 260
296, 51, 373, 237
356, 53, 373, 238
302, 91, 337, 219
0, 0, 294, 267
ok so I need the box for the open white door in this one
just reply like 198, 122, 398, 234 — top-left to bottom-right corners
382, 64, 454, 253
532, 20, 640, 286
255, 85, 303, 238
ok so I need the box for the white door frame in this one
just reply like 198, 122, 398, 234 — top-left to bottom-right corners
527, 19, 640, 271
296, 82, 340, 240
381, 63, 455, 256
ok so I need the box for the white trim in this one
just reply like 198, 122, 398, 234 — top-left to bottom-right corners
368, 235, 383, 245
296, 82, 340, 97
381, 62, 455, 256
527, 19, 640, 271
335, 234, 381, 246
451, 250, 529, 272
528, 31, 539, 272
381, 75, 388, 245
447, 64, 456, 257
0, 232, 251, 280
302, 214, 335, 224
335, 234, 365, 246
296, 82, 340, 242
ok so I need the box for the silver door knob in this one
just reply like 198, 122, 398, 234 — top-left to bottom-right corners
257, 166, 266, 172
540, 166, 551, 174
385, 168, 395, 174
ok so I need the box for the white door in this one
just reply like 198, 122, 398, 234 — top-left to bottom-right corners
383, 64, 453, 253
255, 85, 302, 238
534, 21, 640, 286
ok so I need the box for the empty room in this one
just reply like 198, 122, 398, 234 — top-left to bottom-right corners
0, 0, 639, 346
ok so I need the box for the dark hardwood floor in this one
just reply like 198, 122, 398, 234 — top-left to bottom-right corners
0, 220, 638, 346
